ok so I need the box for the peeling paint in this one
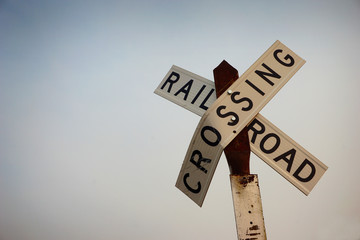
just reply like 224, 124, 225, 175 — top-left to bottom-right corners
249, 225, 259, 231
239, 175, 255, 187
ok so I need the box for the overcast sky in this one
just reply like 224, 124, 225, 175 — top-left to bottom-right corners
1, 0, 360, 239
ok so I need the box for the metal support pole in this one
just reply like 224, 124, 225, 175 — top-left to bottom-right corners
230, 174, 266, 240
213, 60, 266, 240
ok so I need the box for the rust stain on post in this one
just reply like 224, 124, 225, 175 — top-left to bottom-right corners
240, 175, 255, 187
249, 225, 260, 231
231, 175, 266, 240
213, 60, 250, 175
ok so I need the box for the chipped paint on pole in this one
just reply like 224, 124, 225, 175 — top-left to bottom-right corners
230, 174, 266, 240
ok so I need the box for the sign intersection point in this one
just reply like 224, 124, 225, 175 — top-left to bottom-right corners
155, 41, 327, 205
154, 40, 328, 238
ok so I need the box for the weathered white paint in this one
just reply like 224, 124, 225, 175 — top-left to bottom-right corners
230, 174, 266, 240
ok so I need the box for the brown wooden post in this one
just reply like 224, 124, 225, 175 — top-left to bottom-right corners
213, 60, 266, 240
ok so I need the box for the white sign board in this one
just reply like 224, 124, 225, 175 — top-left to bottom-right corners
154, 65, 216, 116
155, 41, 327, 207
248, 114, 328, 195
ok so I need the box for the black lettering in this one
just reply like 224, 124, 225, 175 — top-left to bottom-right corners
190, 150, 211, 173
255, 63, 281, 86
160, 71, 180, 93
183, 173, 201, 193
216, 105, 239, 126
247, 118, 265, 144
230, 91, 253, 111
174, 79, 193, 101
293, 159, 316, 182
274, 148, 296, 172
191, 85, 206, 104
260, 133, 280, 154
199, 88, 215, 111
201, 126, 221, 147
245, 79, 265, 96
273, 49, 295, 67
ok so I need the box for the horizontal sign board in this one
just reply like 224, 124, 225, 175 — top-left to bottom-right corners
155, 41, 327, 206
176, 40, 306, 206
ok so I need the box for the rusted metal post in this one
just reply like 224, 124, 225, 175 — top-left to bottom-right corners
213, 61, 250, 175
214, 61, 266, 240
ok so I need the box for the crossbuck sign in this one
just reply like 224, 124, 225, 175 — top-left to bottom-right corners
155, 41, 328, 207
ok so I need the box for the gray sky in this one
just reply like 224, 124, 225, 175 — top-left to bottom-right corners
1, 0, 360, 239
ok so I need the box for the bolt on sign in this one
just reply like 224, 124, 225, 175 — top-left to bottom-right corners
154, 40, 328, 207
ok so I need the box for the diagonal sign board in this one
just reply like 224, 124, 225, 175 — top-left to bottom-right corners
155, 41, 328, 207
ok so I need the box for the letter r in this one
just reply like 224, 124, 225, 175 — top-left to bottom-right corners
247, 118, 265, 144
161, 71, 180, 93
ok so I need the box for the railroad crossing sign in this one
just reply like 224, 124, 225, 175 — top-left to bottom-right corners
154, 40, 328, 207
